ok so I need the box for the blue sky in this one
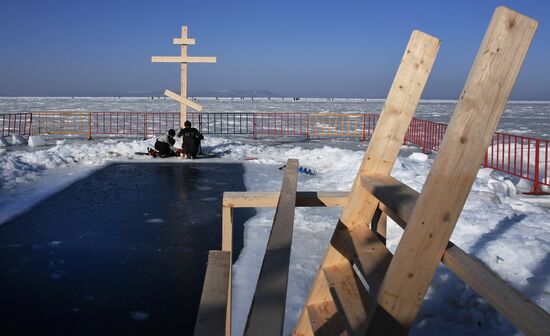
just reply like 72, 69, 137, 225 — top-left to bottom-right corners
0, 0, 549, 99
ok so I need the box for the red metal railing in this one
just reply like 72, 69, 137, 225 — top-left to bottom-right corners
252, 113, 307, 139
402, 118, 548, 194
2, 111, 548, 194
0, 113, 33, 137
483, 133, 549, 194
404, 118, 448, 152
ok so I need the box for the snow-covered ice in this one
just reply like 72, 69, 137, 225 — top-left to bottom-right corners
0, 98, 549, 335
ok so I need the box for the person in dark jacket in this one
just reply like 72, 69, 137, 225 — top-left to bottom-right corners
177, 120, 204, 159
154, 129, 177, 157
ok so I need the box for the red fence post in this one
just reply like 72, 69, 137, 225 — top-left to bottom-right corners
362, 114, 366, 141
29, 113, 33, 136
143, 113, 148, 140
252, 113, 257, 140
87, 112, 92, 140
306, 114, 310, 140
527, 139, 546, 195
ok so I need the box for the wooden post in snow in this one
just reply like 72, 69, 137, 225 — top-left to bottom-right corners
152, 26, 216, 126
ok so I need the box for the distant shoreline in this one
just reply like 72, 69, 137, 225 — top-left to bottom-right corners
0, 96, 549, 104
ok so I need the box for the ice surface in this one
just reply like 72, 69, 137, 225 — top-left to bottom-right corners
1, 97, 549, 138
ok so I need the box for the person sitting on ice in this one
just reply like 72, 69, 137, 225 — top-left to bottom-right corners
177, 120, 204, 159
153, 129, 177, 158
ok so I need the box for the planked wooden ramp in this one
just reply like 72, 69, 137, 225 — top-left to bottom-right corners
194, 6, 549, 336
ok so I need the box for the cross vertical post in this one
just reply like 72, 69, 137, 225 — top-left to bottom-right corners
180, 26, 188, 124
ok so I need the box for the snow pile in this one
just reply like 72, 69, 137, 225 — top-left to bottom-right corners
0, 137, 9, 147
0, 135, 548, 336
10, 134, 26, 145
27, 135, 47, 147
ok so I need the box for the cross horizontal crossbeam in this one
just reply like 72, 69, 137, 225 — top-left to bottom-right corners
151, 56, 217, 63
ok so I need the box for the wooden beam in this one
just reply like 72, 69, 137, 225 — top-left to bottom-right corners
294, 30, 440, 335
221, 205, 233, 334
366, 7, 538, 334
186, 56, 217, 63
223, 191, 348, 208
361, 174, 550, 336
164, 89, 203, 112
323, 262, 373, 334
151, 56, 217, 63
173, 37, 196, 45
180, 26, 189, 126
151, 56, 185, 63
194, 251, 231, 336
244, 159, 299, 336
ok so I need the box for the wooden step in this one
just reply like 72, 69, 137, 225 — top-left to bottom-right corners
306, 301, 347, 336
323, 262, 373, 334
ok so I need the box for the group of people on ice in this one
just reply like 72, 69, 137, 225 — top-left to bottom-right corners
152, 120, 204, 159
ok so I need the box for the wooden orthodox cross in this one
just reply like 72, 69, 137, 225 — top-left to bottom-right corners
152, 26, 216, 126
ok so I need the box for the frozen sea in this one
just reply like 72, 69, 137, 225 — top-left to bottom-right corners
0, 97, 549, 335
0, 97, 549, 139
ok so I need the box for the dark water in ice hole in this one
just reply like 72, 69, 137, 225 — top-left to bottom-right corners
0, 162, 254, 334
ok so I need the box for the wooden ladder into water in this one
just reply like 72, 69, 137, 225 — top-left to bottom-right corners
194, 7, 549, 336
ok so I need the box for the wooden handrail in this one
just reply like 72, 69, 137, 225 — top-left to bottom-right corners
244, 159, 299, 335
223, 191, 348, 208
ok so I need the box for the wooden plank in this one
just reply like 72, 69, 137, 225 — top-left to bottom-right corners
361, 174, 550, 336
194, 251, 231, 336
222, 205, 233, 252
164, 89, 203, 112
366, 8, 538, 334
151, 56, 185, 63
294, 30, 440, 335
306, 301, 347, 336
151, 56, 217, 63
244, 159, 299, 336
221, 205, 233, 334
186, 56, 217, 63
223, 191, 349, 208
173, 37, 196, 45
323, 262, 373, 334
